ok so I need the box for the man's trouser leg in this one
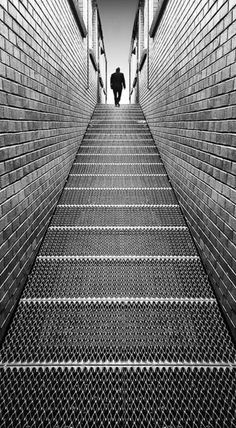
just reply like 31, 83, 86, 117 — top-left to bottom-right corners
117, 89, 122, 105
113, 89, 118, 105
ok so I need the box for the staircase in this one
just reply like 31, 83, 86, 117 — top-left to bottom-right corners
1, 104, 235, 427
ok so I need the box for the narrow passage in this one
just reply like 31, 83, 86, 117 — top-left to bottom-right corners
1, 105, 235, 427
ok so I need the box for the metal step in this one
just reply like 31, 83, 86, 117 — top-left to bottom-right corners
1, 301, 235, 364
81, 139, 156, 146
89, 119, 148, 124
1, 367, 235, 428
87, 124, 150, 130
51, 206, 185, 227
74, 154, 159, 163
59, 188, 177, 205
78, 146, 158, 154
22, 258, 215, 299
83, 135, 154, 141
71, 163, 166, 174
91, 115, 147, 121
66, 175, 170, 188
39, 228, 197, 257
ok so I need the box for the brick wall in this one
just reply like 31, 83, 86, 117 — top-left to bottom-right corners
137, 0, 236, 337
0, 0, 100, 339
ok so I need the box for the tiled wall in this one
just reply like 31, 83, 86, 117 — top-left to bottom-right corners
135, 0, 236, 337
0, 0, 99, 338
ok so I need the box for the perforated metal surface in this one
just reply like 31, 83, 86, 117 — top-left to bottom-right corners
86, 128, 151, 134
39, 229, 196, 257
83, 135, 154, 141
71, 163, 166, 174
66, 175, 169, 188
59, 188, 177, 205
1, 367, 235, 428
51, 206, 185, 227
87, 125, 150, 131
75, 154, 160, 162
92, 115, 146, 120
22, 258, 214, 299
81, 138, 156, 146
1, 301, 235, 364
78, 146, 158, 153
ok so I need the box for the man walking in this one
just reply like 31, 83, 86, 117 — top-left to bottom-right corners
110, 67, 126, 107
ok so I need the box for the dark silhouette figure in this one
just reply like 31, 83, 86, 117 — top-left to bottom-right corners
110, 67, 126, 107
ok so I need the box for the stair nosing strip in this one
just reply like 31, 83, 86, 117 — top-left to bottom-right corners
73, 163, 163, 165
84, 133, 152, 135
20, 298, 216, 303
1, 362, 235, 370
69, 174, 167, 177
80, 145, 157, 148
76, 154, 160, 156
85, 124, 150, 126
48, 226, 188, 231
89, 119, 147, 121
37, 255, 200, 261
64, 187, 172, 190
76, 153, 160, 157
82, 139, 154, 142
57, 204, 180, 208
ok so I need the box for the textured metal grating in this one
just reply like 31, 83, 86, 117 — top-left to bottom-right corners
66, 175, 170, 188
22, 258, 214, 299
83, 135, 154, 141
93, 111, 145, 115
75, 154, 159, 163
78, 146, 158, 154
1, 301, 235, 364
51, 206, 185, 227
89, 118, 148, 121
87, 125, 150, 131
1, 367, 235, 428
59, 188, 178, 205
71, 163, 166, 174
88, 111, 145, 114
39, 229, 197, 257
92, 113, 146, 119
85, 128, 151, 134
81, 138, 156, 146
89, 115, 146, 119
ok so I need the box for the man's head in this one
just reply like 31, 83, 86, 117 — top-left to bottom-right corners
116, 67, 120, 73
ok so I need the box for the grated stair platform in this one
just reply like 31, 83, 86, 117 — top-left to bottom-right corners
1, 104, 235, 427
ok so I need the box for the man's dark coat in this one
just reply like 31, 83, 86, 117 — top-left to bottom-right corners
110, 72, 126, 90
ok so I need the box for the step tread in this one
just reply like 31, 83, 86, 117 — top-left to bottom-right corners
22, 258, 214, 299
1, 368, 235, 428
39, 228, 197, 257
1, 301, 235, 364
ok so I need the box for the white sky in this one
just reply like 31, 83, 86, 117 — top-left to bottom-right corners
97, 0, 138, 104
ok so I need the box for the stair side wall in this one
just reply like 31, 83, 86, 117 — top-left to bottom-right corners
138, 0, 236, 337
0, 0, 98, 339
